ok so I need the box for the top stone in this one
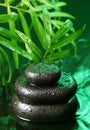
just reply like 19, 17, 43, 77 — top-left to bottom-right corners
25, 62, 61, 86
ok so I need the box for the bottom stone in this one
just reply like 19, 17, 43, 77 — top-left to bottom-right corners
16, 119, 77, 130
11, 95, 78, 122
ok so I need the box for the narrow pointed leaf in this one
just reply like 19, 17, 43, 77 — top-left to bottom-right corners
0, 54, 6, 84
51, 20, 63, 29
30, 11, 48, 50
0, 47, 12, 83
18, 11, 31, 37
54, 2, 67, 7
8, 19, 19, 69
0, 13, 18, 23
38, 0, 53, 8
50, 12, 75, 19
15, 30, 43, 59
51, 19, 73, 43
0, 27, 21, 42
42, 8, 52, 45
33, 5, 45, 12
6, 4, 19, 69
22, 0, 33, 9
30, 0, 37, 7
45, 48, 74, 62
34, 2, 67, 12
0, 36, 39, 62
49, 25, 86, 52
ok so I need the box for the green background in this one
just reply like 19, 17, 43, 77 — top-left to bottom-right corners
64, 0, 90, 40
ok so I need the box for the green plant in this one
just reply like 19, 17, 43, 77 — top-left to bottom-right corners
0, 0, 85, 85
0, 47, 12, 85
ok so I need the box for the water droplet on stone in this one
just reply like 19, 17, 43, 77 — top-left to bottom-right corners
14, 102, 17, 105
52, 93, 55, 95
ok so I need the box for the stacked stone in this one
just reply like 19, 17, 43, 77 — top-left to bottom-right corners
11, 63, 78, 122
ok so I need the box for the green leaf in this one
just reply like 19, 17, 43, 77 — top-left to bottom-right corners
0, 54, 6, 84
6, 5, 19, 69
22, 0, 33, 9
51, 19, 73, 43
0, 13, 18, 23
30, 11, 48, 50
0, 47, 12, 83
54, 2, 67, 7
42, 8, 52, 45
9, 23, 19, 69
45, 48, 75, 62
15, 30, 43, 59
37, 0, 53, 8
51, 20, 63, 29
49, 25, 86, 52
32, 5, 45, 12
0, 36, 39, 62
0, 27, 21, 42
50, 12, 75, 19
6, 4, 19, 69
8, 0, 15, 4
18, 11, 31, 37
34, 2, 67, 12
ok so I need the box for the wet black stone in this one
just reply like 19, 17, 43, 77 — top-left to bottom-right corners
14, 72, 77, 104
11, 95, 78, 122
16, 118, 78, 130
11, 62, 78, 122
25, 63, 61, 86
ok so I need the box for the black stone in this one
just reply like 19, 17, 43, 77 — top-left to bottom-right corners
14, 72, 77, 104
16, 119, 78, 130
11, 62, 78, 122
25, 63, 61, 86
11, 94, 78, 122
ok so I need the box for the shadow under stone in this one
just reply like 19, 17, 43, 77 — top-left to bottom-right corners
16, 118, 78, 130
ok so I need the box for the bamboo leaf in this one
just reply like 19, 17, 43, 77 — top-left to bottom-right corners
15, 30, 43, 59
49, 25, 86, 52
30, 11, 48, 50
45, 48, 75, 62
34, 5, 45, 12
0, 27, 21, 42
51, 19, 73, 43
0, 13, 18, 23
51, 20, 63, 29
42, 8, 52, 45
6, 4, 19, 69
0, 36, 39, 62
53, 2, 67, 8
38, 0, 66, 9
0, 54, 6, 84
18, 11, 31, 37
22, 0, 33, 9
37, 0, 53, 8
0, 47, 12, 83
34, 2, 67, 12
50, 12, 75, 19
5, 0, 15, 4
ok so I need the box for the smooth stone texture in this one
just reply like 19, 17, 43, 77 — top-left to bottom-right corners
14, 72, 77, 104
11, 94, 78, 122
16, 118, 77, 130
25, 63, 61, 86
